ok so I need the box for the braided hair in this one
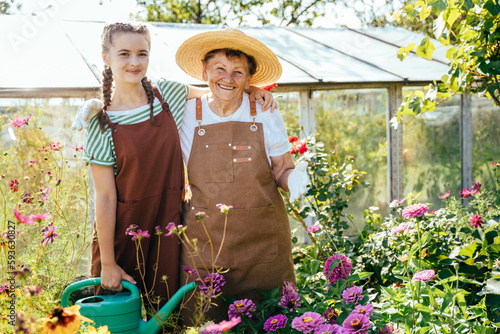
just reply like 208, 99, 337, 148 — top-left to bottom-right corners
97, 22, 157, 132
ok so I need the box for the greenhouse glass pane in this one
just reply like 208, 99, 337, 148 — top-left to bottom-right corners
313, 89, 388, 231
402, 88, 461, 208
471, 96, 500, 193
277, 92, 301, 133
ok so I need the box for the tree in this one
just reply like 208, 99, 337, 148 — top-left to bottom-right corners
134, 0, 330, 26
0, 0, 21, 14
395, 0, 500, 121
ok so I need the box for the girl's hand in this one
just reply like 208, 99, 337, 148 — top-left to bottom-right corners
101, 262, 136, 291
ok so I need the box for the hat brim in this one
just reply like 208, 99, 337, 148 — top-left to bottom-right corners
175, 30, 282, 87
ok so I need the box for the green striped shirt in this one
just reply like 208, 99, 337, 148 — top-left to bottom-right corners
83, 79, 188, 173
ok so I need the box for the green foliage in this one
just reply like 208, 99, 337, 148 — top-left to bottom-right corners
396, 0, 500, 120
134, 0, 330, 26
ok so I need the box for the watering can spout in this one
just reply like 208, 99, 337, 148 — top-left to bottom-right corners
139, 281, 196, 333
61, 278, 197, 334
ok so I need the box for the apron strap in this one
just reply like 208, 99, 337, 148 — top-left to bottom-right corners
249, 91, 257, 117
196, 98, 202, 121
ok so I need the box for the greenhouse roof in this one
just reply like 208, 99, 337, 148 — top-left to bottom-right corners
0, 15, 450, 97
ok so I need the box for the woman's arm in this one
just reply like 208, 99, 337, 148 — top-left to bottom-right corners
270, 153, 296, 192
90, 164, 136, 290
186, 85, 277, 111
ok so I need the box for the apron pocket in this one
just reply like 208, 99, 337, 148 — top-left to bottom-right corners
229, 205, 279, 267
204, 143, 233, 183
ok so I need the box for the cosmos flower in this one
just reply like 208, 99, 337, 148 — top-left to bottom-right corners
469, 214, 484, 228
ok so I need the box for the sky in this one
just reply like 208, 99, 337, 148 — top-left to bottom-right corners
15, 0, 366, 28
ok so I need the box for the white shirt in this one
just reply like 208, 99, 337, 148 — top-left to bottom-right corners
180, 93, 291, 165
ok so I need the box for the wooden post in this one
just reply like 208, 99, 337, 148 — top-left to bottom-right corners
387, 84, 404, 201
299, 90, 315, 136
461, 90, 473, 204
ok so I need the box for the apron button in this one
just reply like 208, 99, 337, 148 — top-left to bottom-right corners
233, 159, 237, 162
228, 143, 232, 146
206, 145, 209, 148
248, 146, 251, 149
248, 158, 251, 161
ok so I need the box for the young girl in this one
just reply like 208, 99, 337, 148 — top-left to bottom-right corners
83, 22, 275, 309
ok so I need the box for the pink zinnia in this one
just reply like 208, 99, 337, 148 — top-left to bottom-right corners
469, 214, 483, 228
324, 254, 352, 285
292, 312, 324, 333
461, 188, 473, 198
402, 203, 428, 218
14, 209, 34, 225
29, 213, 51, 223
413, 269, 437, 282
391, 223, 409, 235
491, 162, 500, 167
438, 191, 450, 199
354, 303, 374, 316
307, 225, 321, 233
205, 316, 241, 332
8, 114, 32, 128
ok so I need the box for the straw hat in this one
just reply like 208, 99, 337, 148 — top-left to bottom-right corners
175, 28, 282, 87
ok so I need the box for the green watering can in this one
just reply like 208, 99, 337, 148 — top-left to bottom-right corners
61, 278, 196, 334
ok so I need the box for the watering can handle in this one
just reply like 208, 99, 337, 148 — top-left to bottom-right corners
60, 278, 140, 307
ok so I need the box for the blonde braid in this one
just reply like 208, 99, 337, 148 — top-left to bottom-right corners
141, 76, 158, 127
97, 66, 113, 133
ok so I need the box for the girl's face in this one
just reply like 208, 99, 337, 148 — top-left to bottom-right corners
102, 32, 150, 86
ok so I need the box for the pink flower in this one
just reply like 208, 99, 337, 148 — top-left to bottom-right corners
68, 145, 84, 152
461, 188, 473, 198
391, 223, 409, 234
438, 191, 450, 199
413, 269, 437, 282
9, 179, 19, 192
491, 162, 500, 167
324, 254, 352, 285
354, 303, 374, 316
205, 316, 241, 332
128, 229, 150, 241
292, 312, 324, 333
49, 142, 63, 151
24, 160, 37, 166
307, 225, 321, 233
40, 187, 50, 203
402, 203, 428, 218
164, 222, 179, 237
29, 213, 51, 223
216, 203, 233, 213
41, 222, 59, 245
471, 182, 481, 194
469, 214, 483, 228
14, 209, 34, 225
8, 114, 32, 128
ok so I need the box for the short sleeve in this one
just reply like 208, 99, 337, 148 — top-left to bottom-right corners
262, 109, 292, 157
83, 117, 116, 167
156, 79, 189, 131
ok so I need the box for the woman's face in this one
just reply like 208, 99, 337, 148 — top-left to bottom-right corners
202, 52, 252, 104
102, 32, 150, 86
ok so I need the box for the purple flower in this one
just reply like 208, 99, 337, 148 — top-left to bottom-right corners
264, 314, 288, 332
469, 214, 483, 228
125, 224, 138, 235
377, 325, 399, 334
412, 269, 437, 282
292, 312, 324, 333
279, 291, 301, 312
154, 225, 162, 236
228, 299, 256, 319
401, 203, 428, 218
41, 222, 59, 245
24, 285, 41, 297
342, 286, 363, 304
314, 324, 343, 334
323, 307, 339, 325
307, 225, 321, 233
199, 272, 226, 298
183, 266, 197, 277
391, 223, 409, 235
353, 303, 374, 316
342, 312, 371, 333
164, 222, 177, 237
324, 254, 352, 285
129, 229, 150, 241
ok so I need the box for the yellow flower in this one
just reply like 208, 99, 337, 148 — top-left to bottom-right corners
83, 325, 111, 334
41, 305, 92, 334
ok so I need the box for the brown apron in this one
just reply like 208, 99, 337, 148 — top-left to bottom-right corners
91, 88, 184, 309
181, 94, 295, 322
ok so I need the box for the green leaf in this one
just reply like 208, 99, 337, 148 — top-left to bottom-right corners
458, 241, 482, 258
443, 7, 461, 28
416, 38, 436, 60
484, 0, 500, 16
486, 244, 500, 259
446, 47, 457, 60
346, 272, 373, 283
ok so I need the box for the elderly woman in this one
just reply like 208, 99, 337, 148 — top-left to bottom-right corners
175, 28, 308, 321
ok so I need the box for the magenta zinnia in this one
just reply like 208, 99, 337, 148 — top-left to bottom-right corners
199, 272, 226, 298
228, 299, 256, 319
324, 254, 352, 285
354, 303, 374, 316
323, 307, 339, 325
264, 314, 287, 333
402, 203, 428, 218
342, 286, 364, 304
291, 312, 324, 333
469, 214, 483, 228
413, 269, 437, 282
342, 312, 371, 334
307, 225, 321, 233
